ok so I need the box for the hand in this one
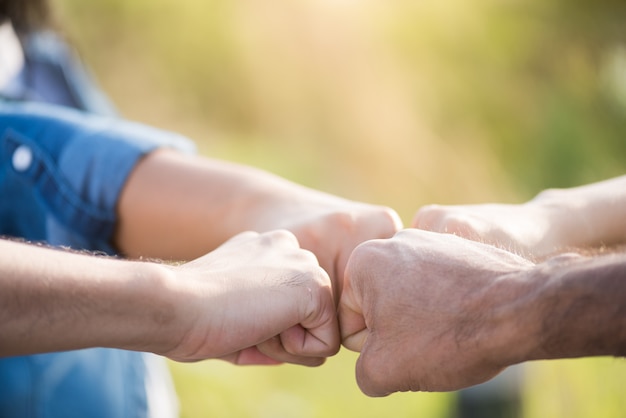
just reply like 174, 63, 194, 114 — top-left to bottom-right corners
412, 201, 567, 260
339, 229, 534, 395
273, 199, 402, 300
412, 175, 626, 260
161, 230, 340, 366
0, 231, 338, 361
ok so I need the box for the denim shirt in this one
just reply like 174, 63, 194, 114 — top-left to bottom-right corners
0, 101, 193, 252
0, 29, 192, 418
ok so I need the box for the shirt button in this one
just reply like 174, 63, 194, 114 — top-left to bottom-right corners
12, 145, 33, 172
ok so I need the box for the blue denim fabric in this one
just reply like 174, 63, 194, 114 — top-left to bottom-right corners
0, 101, 194, 252
0, 350, 148, 418
2, 30, 117, 116
0, 30, 192, 418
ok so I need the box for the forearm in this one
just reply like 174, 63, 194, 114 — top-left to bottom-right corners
0, 231, 341, 365
495, 253, 626, 365
114, 149, 347, 260
0, 240, 175, 356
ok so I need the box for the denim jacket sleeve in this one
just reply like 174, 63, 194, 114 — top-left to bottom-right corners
0, 101, 196, 254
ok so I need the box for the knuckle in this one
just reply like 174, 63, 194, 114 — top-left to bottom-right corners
261, 229, 299, 247
442, 216, 476, 237
325, 211, 358, 234
414, 204, 441, 221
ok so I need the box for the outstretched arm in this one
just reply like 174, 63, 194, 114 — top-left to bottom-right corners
339, 229, 626, 396
114, 149, 402, 295
0, 231, 339, 366
413, 175, 626, 259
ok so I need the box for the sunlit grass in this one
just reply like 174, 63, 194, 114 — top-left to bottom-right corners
168, 354, 626, 418
169, 350, 454, 418
523, 357, 626, 418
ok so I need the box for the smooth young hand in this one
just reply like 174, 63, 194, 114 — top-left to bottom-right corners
161, 230, 340, 366
412, 201, 563, 260
413, 175, 626, 260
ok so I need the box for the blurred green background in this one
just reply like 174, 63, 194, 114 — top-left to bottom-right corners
54, 0, 626, 416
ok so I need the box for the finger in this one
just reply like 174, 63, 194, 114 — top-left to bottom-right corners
224, 230, 260, 245
334, 208, 403, 290
219, 347, 283, 366
259, 229, 300, 248
280, 320, 340, 358
386, 207, 405, 232
256, 263, 340, 359
256, 335, 326, 367
338, 302, 367, 352
283, 282, 341, 357
338, 264, 367, 352
411, 204, 443, 229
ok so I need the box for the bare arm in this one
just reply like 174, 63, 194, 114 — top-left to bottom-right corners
413, 175, 626, 259
523, 253, 626, 360
0, 232, 339, 366
114, 149, 402, 294
0, 239, 170, 356
339, 229, 626, 396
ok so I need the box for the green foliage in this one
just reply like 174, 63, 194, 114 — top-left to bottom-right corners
389, 0, 626, 195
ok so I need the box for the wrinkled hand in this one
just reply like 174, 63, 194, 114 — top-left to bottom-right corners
339, 229, 534, 395
162, 230, 340, 366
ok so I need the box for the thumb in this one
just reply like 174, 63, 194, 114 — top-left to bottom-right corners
338, 274, 368, 352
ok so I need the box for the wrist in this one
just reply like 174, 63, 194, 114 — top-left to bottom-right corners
529, 188, 593, 253
111, 260, 181, 355
471, 267, 544, 368
532, 182, 626, 251
528, 254, 626, 359
491, 253, 626, 363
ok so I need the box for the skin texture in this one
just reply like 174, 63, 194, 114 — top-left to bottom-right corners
339, 229, 626, 396
0, 231, 339, 366
413, 175, 626, 260
114, 149, 402, 299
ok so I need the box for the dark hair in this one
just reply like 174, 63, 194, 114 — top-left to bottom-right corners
0, 0, 51, 32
